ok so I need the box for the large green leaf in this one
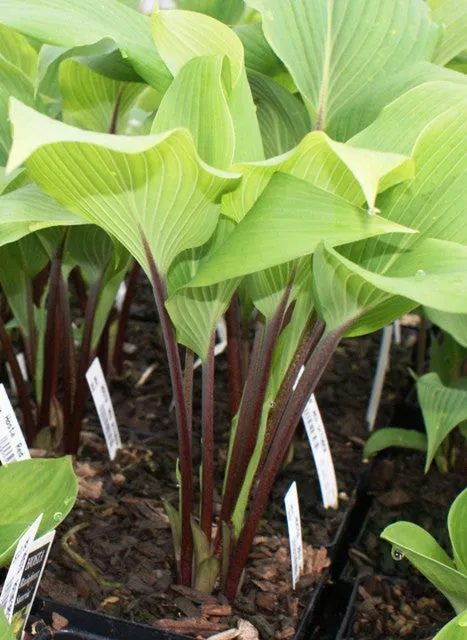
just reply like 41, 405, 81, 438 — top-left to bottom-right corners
190, 172, 414, 286
381, 521, 467, 615
177, 0, 245, 24
448, 488, 467, 576
60, 59, 162, 134
417, 373, 467, 472
0, 457, 77, 566
0, 184, 84, 248
429, 0, 467, 65
234, 23, 284, 79
0, 24, 37, 80
151, 6, 264, 163
248, 0, 439, 131
433, 612, 467, 640
7, 99, 240, 279
363, 428, 428, 459
248, 71, 311, 158
0, 0, 172, 91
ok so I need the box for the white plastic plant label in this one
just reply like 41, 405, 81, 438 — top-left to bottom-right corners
366, 324, 393, 432
301, 394, 339, 509
6, 353, 28, 396
0, 514, 42, 624
86, 358, 122, 460
0, 384, 30, 464
114, 280, 127, 314
193, 318, 228, 370
293, 367, 338, 509
284, 482, 303, 589
8, 530, 55, 640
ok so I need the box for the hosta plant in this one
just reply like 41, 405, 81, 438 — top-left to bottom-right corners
382, 487, 467, 639
2, 0, 467, 604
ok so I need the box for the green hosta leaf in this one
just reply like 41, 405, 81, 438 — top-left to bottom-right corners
312, 242, 415, 335
447, 52, 467, 74
151, 6, 264, 162
363, 428, 427, 459
248, 71, 311, 157
152, 55, 235, 169
417, 373, 467, 472
381, 521, 467, 615
0, 457, 77, 566
433, 612, 467, 640
0, 0, 172, 91
0, 24, 37, 80
0, 167, 27, 195
191, 172, 414, 286
448, 488, 467, 576
0, 185, 84, 248
0, 605, 15, 640
60, 59, 162, 134
248, 0, 439, 131
425, 309, 467, 349
166, 219, 238, 360
351, 81, 467, 155
222, 131, 413, 223
194, 557, 219, 594
7, 99, 240, 279
163, 501, 181, 565
0, 57, 35, 164
429, 0, 467, 65
235, 23, 284, 79
331, 62, 467, 142
177, 0, 245, 24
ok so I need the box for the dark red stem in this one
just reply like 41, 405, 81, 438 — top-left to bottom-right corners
225, 296, 243, 419
201, 331, 216, 541
113, 261, 141, 375
58, 274, 76, 450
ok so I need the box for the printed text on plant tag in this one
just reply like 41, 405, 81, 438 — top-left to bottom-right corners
0, 384, 30, 464
284, 482, 303, 589
86, 358, 122, 460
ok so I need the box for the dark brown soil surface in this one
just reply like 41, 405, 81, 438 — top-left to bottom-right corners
28, 285, 422, 639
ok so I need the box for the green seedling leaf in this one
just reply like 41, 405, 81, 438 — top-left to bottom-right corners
381, 521, 467, 614
191, 172, 414, 286
416, 373, 467, 471
163, 501, 181, 566
7, 99, 240, 279
0, 0, 172, 91
0, 457, 77, 566
194, 557, 219, 594
248, 0, 439, 131
433, 611, 467, 640
363, 428, 427, 459
428, 0, 467, 65
177, 0, 245, 25
248, 71, 311, 157
448, 488, 467, 576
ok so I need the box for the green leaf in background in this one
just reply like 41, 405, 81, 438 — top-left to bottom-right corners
433, 611, 467, 640
448, 488, 467, 576
0, 185, 84, 248
417, 373, 467, 472
0, 0, 172, 91
177, 0, 245, 25
152, 55, 235, 169
151, 6, 264, 163
234, 23, 284, 79
0, 457, 77, 566
0, 24, 37, 80
363, 428, 428, 459
191, 172, 414, 286
248, 71, 311, 157
0, 605, 15, 640
60, 59, 162, 134
166, 219, 238, 360
0, 57, 35, 164
248, 0, 439, 131
428, 0, 467, 65
7, 99, 240, 279
381, 521, 467, 615
425, 309, 467, 349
